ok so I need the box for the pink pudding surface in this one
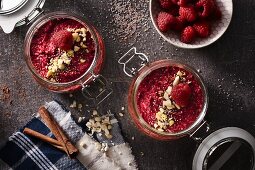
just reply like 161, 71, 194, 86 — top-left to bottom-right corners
136, 66, 204, 133
30, 18, 95, 83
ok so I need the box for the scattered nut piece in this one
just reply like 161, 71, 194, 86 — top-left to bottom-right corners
78, 117, 83, 123
72, 33, 79, 41
78, 116, 85, 123
176, 71, 183, 77
80, 59, 86, 63
76, 36, 81, 42
70, 100, 77, 108
107, 125, 112, 130
74, 46, 80, 52
166, 86, 172, 94
173, 76, 180, 86
46, 70, 53, 78
95, 117, 101, 122
118, 112, 124, 117
78, 103, 83, 110
163, 92, 169, 100
169, 120, 175, 126
86, 110, 113, 139
95, 142, 102, 151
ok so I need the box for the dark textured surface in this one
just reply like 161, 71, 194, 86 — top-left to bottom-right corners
0, 0, 255, 169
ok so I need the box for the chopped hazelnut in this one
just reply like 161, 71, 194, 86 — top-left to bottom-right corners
46, 70, 53, 78
169, 120, 175, 126
173, 76, 180, 86
72, 33, 79, 41
80, 59, 86, 63
74, 46, 80, 52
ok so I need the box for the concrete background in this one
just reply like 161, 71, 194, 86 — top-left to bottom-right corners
0, 0, 255, 169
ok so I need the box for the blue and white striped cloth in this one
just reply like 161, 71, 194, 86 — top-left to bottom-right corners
0, 101, 137, 170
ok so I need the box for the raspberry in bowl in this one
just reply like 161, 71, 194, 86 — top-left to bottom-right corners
24, 12, 105, 92
127, 59, 208, 140
150, 0, 233, 48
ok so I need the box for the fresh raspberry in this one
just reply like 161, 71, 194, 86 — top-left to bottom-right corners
171, 83, 192, 107
179, 6, 197, 22
157, 12, 176, 32
196, 0, 215, 18
159, 0, 174, 9
173, 16, 186, 31
193, 21, 210, 37
52, 30, 73, 51
181, 26, 197, 43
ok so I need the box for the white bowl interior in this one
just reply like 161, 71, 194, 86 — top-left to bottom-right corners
150, 0, 233, 49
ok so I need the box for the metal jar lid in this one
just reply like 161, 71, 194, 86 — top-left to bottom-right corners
193, 127, 255, 170
0, 0, 45, 33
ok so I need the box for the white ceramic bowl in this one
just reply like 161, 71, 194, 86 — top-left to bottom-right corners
150, 0, 233, 49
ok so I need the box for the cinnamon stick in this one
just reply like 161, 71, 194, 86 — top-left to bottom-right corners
38, 106, 78, 158
23, 128, 65, 152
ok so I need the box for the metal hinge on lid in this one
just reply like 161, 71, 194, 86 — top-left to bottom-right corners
118, 47, 149, 77
16, 0, 45, 27
81, 73, 113, 106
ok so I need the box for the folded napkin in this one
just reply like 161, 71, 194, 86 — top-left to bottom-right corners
0, 101, 137, 170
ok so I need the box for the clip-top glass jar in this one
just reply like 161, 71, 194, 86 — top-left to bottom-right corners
119, 47, 208, 140
24, 11, 106, 93
119, 47, 255, 170
0, 0, 111, 104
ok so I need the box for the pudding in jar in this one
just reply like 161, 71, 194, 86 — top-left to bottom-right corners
136, 66, 204, 133
30, 18, 95, 83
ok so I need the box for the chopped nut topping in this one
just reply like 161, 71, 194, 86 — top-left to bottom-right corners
154, 70, 187, 132
72, 33, 79, 41
45, 27, 89, 81
80, 59, 86, 63
169, 120, 175, 126
85, 110, 113, 139
173, 76, 180, 86
74, 46, 80, 52
118, 112, 124, 117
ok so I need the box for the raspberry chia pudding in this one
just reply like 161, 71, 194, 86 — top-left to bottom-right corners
30, 18, 95, 83
136, 65, 204, 133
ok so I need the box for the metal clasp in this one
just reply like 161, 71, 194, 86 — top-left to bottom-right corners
25, 7, 44, 25
189, 120, 210, 143
81, 73, 112, 106
118, 47, 149, 77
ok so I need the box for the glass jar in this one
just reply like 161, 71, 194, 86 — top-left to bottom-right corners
119, 47, 208, 140
24, 11, 105, 93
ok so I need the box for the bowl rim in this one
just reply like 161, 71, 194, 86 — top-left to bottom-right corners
149, 0, 233, 49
